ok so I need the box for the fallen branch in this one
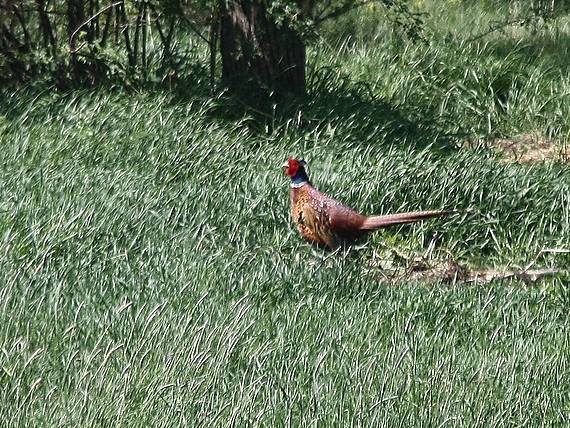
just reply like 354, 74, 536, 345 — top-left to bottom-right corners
466, 268, 566, 285
374, 247, 569, 285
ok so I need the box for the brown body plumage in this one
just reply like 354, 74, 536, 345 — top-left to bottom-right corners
283, 158, 451, 249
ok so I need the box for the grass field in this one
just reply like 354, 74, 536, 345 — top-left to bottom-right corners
1, 2, 570, 426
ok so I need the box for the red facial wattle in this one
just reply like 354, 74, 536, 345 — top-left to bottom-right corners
285, 159, 301, 177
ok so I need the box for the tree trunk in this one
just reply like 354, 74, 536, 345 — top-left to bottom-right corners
67, 0, 86, 81
36, 0, 57, 53
219, 0, 306, 100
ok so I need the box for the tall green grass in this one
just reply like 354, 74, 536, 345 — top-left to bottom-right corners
1, 3, 570, 426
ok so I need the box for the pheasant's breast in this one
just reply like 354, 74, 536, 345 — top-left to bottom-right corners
291, 186, 331, 246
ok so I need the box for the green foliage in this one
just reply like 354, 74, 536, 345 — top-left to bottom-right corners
0, 0, 214, 87
268, 0, 425, 40
0, 0, 424, 88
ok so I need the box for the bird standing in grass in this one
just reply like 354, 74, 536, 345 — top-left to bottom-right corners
283, 158, 451, 249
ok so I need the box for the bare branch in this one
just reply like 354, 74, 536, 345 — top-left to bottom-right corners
69, 0, 122, 51
315, 0, 374, 25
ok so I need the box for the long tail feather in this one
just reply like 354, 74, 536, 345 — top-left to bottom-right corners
360, 210, 452, 231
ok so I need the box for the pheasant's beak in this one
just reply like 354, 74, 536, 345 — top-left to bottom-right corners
281, 161, 289, 169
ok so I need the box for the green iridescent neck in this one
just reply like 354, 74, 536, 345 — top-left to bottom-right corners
290, 169, 310, 188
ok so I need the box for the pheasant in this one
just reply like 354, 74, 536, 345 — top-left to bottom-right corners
283, 158, 451, 249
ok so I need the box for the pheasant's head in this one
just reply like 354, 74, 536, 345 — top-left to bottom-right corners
282, 158, 309, 188
282, 158, 307, 177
